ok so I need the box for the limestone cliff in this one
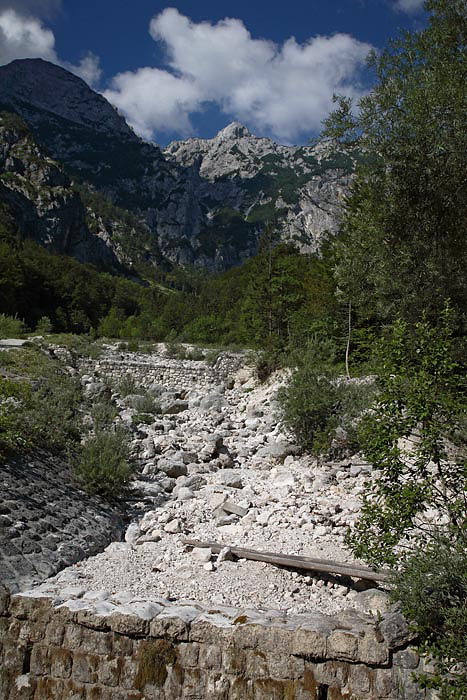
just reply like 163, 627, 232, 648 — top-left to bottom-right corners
0, 59, 356, 271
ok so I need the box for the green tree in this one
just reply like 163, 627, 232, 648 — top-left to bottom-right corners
324, 0, 467, 331
349, 310, 467, 567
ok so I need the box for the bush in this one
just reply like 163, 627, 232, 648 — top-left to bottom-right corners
348, 311, 467, 568
115, 373, 140, 397
130, 393, 160, 414
0, 377, 32, 458
0, 346, 83, 459
90, 400, 118, 432
76, 428, 133, 500
392, 536, 467, 700
185, 347, 205, 361
35, 316, 53, 334
164, 342, 187, 359
278, 337, 376, 456
0, 313, 26, 339
254, 348, 282, 382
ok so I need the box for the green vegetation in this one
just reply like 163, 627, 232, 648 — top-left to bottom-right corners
76, 427, 133, 501
0, 345, 82, 458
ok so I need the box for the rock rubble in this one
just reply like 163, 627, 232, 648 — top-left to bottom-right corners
44, 346, 389, 618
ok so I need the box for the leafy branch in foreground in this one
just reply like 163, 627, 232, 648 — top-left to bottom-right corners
348, 310, 467, 699
348, 310, 467, 568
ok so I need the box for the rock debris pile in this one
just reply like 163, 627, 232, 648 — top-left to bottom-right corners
44, 345, 389, 618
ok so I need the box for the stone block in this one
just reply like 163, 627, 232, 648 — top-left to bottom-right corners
393, 648, 420, 670
358, 630, 389, 665
312, 660, 349, 688
50, 646, 73, 679
44, 621, 65, 646
244, 649, 269, 679
72, 652, 100, 684
347, 664, 372, 695
119, 656, 139, 690
253, 678, 287, 699
326, 629, 359, 661
30, 644, 50, 675
80, 630, 112, 655
221, 646, 245, 675
2, 640, 28, 671
17, 620, 45, 644
111, 633, 133, 656
292, 625, 327, 658
149, 614, 190, 640
268, 653, 304, 680
230, 623, 263, 650
229, 677, 254, 700
177, 642, 200, 668
198, 643, 222, 669
374, 669, 394, 697
9, 595, 51, 623
97, 654, 122, 686
181, 667, 207, 698
34, 677, 69, 699
0, 586, 10, 616
204, 671, 230, 700
378, 612, 415, 649
63, 623, 84, 650
109, 612, 149, 636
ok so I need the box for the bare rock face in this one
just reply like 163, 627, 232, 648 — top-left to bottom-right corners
0, 58, 132, 137
0, 59, 357, 271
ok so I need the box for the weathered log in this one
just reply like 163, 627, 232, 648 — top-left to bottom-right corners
181, 538, 390, 583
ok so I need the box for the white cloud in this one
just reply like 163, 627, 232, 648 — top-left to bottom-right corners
393, 0, 425, 13
0, 8, 101, 86
105, 8, 372, 143
0, 8, 55, 64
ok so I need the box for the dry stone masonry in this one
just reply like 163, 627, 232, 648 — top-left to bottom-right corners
0, 587, 426, 700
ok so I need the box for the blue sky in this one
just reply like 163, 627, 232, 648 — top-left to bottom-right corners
0, 0, 427, 144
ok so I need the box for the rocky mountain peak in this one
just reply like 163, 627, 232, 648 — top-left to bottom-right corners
215, 121, 252, 140
0, 59, 133, 138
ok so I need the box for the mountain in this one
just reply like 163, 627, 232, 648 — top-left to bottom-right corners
0, 58, 355, 271
0, 112, 161, 271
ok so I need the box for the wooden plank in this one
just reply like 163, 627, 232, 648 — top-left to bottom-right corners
181, 538, 390, 582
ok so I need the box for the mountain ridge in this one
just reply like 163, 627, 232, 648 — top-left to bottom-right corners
0, 58, 354, 272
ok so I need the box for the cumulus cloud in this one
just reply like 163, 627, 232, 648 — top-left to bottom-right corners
393, 0, 425, 13
105, 8, 372, 143
0, 7, 101, 86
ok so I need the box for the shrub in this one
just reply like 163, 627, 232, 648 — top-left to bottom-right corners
278, 337, 375, 456
0, 347, 83, 459
348, 311, 467, 568
115, 373, 140, 397
0, 377, 32, 457
205, 350, 220, 367
0, 314, 26, 339
130, 393, 160, 414
185, 348, 205, 361
35, 316, 53, 334
76, 428, 133, 500
254, 348, 282, 382
90, 400, 119, 432
392, 536, 467, 700
164, 342, 187, 359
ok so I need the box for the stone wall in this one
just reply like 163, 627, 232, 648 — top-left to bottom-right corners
80, 350, 246, 391
0, 451, 123, 594
0, 589, 428, 699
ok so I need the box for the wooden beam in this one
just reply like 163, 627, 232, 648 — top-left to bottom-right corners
181, 538, 390, 583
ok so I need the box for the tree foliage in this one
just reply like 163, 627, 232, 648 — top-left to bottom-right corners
324, 0, 467, 331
